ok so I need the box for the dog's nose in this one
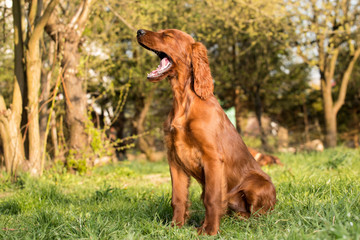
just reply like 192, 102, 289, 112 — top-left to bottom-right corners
137, 29, 146, 37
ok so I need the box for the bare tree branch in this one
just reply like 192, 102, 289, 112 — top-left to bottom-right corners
28, 0, 38, 29
29, 0, 59, 47
325, 47, 339, 85
296, 46, 313, 65
105, 0, 135, 31
0, 94, 6, 111
75, 0, 93, 32
69, 0, 86, 28
44, 8, 63, 41
334, 47, 360, 114
11, 0, 26, 127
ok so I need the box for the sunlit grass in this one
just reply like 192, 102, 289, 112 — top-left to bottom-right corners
0, 148, 359, 239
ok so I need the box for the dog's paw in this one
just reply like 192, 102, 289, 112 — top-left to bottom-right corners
197, 224, 218, 236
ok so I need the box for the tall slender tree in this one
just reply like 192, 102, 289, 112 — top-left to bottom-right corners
45, 0, 93, 155
0, 0, 26, 176
25, 0, 59, 175
289, 0, 360, 147
0, 0, 58, 176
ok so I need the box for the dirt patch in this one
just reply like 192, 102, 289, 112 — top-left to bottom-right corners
142, 174, 171, 186
0, 192, 13, 199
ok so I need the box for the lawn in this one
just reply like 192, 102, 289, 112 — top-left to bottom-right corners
0, 148, 359, 239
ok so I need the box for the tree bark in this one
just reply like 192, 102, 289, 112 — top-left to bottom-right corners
321, 79, 337, 147
320, 48, 360, 148
12, 0, 26, 125
45, 0, 92, 153
232, 36, 243, 134
48, 110, 59, 158
351, 108, 359, 148
0, 0, 27, 176
324, 110, 337, 148
254, 85, 270, 151
296, 1, 360, 148
62, 35, 88, 150
303, 101, 310, 143
133, 89, 156, 161
25, 0, 58, 175
26, 39, 42, 175
0, 96, 24, 176
234, 86, 243, 134
39, 40, 55, 158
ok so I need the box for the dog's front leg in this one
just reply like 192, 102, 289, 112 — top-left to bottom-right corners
198, 158, 226, 235
168, 157, 190, 227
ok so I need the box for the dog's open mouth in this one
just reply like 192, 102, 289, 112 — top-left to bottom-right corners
139, 43, 173, 79
147, 52, 172, 78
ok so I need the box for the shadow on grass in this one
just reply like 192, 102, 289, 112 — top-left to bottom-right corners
85, 185, 207, 229
0, 199, 22, 215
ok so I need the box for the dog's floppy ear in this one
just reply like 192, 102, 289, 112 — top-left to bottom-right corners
191, 42, 214, 100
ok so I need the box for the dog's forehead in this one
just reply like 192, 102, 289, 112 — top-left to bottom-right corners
158, 29, 195, 42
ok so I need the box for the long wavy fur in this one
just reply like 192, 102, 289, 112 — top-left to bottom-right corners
191, 42, 214, 100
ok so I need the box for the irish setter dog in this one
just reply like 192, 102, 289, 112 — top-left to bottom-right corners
137, 29, 276, 235
248, 147, 283, 166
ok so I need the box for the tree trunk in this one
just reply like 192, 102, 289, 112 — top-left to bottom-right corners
234, 86, 243, 134
26, 40, 42, 175
254, 86, 270, 151
321, 75, 337, 148
0, 119, 25, 176
51, 110, 59, 158
12, 0, 26, 126
112, 109, 126, 157
323, 96, 337, 147
324, 112, 337, 148
45, 0, 92, 154
314, 117, 323, 139
319, 47, 360, 148
303, 101, 310, 143
25, 0, 58, 175
231, 36, 243, 134
133, 89, 157, 161
277, 126, 289, 149
0, 0, 27, 176
62, 34, 88, 151
0, 96, 25, 176
40, 40, 55, 158
351, 108, 359, 148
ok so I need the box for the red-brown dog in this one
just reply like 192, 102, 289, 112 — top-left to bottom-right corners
137, 29, 276, 235
248, 147, 283, 166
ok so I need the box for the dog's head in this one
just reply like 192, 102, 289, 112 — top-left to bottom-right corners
137, 29, 213, 99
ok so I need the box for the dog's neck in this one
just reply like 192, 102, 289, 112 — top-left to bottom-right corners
168, 70, 195, 121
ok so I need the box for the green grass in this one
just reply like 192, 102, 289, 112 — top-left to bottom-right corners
0, 148, 359, 239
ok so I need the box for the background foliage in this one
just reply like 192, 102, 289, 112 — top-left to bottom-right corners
0, 0, 359, 172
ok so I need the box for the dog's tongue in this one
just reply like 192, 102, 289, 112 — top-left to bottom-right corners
159, 57, 169, 69
148, 57, 171, 78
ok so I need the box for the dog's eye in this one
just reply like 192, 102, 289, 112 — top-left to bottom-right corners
163, 33, 173, 38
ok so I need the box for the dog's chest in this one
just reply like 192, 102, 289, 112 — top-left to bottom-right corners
165, 124, 204, 180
